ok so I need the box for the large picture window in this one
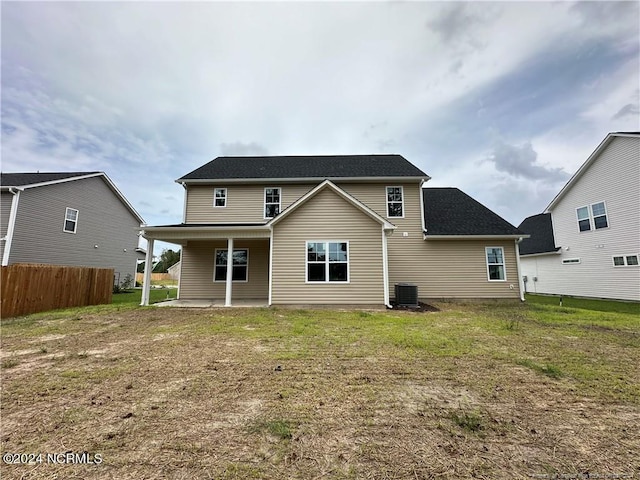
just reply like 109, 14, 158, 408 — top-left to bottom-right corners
485, 247, 506, 281
265, 187, 281, 218
386, 186, 404, 218
63, 207, 79, 233
306, 241, 349, 283
214, 249, 248, 282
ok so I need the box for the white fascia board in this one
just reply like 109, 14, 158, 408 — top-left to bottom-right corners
1, 188, 21, 266
6, 172, 145, 225
268, 179, 396, 229
143, 224, 270, 232
519, 250, 562, 258
6, 172, 103, 189
545, 133, 639, 212
97, 173, 146, 224
176, 176, 430, 185
424, 234, 530, 240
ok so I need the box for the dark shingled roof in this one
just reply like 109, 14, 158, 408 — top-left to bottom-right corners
1, 172, 100, 187
517, 213, 559, 255
178, 155, 428, 181
422, 188, 523, 236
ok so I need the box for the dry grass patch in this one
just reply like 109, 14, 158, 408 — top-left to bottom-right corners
1, 302, 638, 479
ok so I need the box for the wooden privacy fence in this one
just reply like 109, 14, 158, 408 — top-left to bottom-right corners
135, 273, 172, 283
1, 264, 114, 318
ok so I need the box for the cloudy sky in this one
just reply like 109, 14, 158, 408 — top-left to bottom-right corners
2, 1, 638, 253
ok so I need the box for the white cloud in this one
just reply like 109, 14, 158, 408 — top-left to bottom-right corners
1, 1, 638, 243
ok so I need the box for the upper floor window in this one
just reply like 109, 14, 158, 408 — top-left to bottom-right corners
214, 188, 227, 207
265, 187, 281, 218
613, 254, 639, 267
386, 186, 404, 218
485, 247, 506, 281
63, 208, 78, 233
576, 202, 608, 232
306, 241, 349, 283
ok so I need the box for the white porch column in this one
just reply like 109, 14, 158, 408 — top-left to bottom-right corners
140, 238, 154, 306
225, 237, 234, 307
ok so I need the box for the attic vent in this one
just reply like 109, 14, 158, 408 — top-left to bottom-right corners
395, 283, 418, 307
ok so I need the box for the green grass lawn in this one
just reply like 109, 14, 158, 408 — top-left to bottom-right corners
111, 288, 178, 305
525, 292, 640, 314
1, 301, 638, 479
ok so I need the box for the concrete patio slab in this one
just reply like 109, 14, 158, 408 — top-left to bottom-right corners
154, 299, 268, 308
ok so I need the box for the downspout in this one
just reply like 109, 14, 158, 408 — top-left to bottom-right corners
2, 188, 22, 266
181, 182, 188, 223
268, 225, 273, 306
382, 227, 392, 308
515, 237, 525, 302
419, 179, 426, 234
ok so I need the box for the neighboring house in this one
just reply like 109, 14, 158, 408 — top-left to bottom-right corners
140, 155, 526, 306
1, 172, 145, 285
167, 260, 181, 280
519, 132, 640, 302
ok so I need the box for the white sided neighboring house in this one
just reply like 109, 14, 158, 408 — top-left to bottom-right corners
519, 132, 640, 302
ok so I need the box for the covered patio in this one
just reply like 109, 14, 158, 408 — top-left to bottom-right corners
139, 224, 271, 307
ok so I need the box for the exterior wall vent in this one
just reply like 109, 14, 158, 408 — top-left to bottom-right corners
395, 283, 418, 307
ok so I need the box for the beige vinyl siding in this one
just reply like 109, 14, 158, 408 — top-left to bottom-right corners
405, 240, 520, 299
179, 239, 269, 300
271, 188, 385, 304
534, 136, 640, 301
185, 182, 413, 224
185, 184, 316, 223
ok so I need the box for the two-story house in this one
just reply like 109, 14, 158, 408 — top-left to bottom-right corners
1, 172, 145, 285
519, 132, 640, 302
140, 155, 526, 306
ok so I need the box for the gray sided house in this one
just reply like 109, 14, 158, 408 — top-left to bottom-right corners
1, 172, 145, 285
519, 132, 640, 302
141, 155, 527, 306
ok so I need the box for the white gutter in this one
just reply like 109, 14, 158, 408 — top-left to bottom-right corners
520, 250, 562, 258
515, 237, 525, 302
176, 176, 430, 185
382, 227, 392, 308
2, 187, 22, 266
424, 234, 529, 240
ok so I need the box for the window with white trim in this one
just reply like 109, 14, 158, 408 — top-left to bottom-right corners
576, 202, 608, 232
485, 247, 506, 281
214, 249, 248, 282
265, 188, 281, 218
386, 186, 404, 218
306, 241, 349, 282
612, 254, 639, 267
214, 188, 227, 207
562, 258, 581, 264
63, 208, 79, 233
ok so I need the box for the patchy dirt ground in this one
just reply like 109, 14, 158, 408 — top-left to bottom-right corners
1, 304, 638, 479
